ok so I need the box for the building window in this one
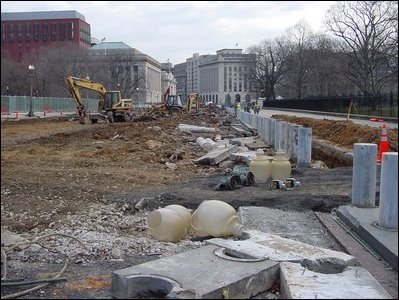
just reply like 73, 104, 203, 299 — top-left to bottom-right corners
67, 22, 73, 40
42, 23, 48, 41
25, 23, 31, 41
51, 23, 57, 41
8, 24, 14, 42
34, 23, 39, 41
59, 23, 65, 41
17, 23, 23, 42
1, 24, 5, 42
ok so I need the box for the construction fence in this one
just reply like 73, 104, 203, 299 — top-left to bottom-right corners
1, 96, 99, 115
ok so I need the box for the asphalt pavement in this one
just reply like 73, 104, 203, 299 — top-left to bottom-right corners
258, 107, 398, 129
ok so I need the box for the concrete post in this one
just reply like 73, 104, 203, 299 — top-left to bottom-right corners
270, 119, 276, 147
352, 143, 377, 207
265, 118, 270, 143
284, 122, 291, 156
262, 117, 267, 140
281, 122, 287, 155
297, 127, 312, 168
378, 152, 398, 229
288, 125, 300, 160
274, 120, 282, 151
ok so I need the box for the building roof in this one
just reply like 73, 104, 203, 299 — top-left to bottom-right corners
91, 42, 134, 50
1, 10, 86, 21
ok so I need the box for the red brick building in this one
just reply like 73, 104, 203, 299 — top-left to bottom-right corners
1, 10, 91, 62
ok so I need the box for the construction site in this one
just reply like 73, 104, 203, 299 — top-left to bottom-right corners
1, 106, 398, 299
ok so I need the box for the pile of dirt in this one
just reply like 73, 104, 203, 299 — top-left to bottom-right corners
273, 114, 398, 152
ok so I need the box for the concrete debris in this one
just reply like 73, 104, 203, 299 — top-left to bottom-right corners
177, 123, 216, 133
2, 202, 204, 265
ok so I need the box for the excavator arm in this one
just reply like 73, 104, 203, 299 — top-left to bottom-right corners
66, 76, 107, 114
66, 76, 132, 124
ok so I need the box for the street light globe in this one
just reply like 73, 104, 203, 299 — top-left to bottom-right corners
28, 64, 35, 71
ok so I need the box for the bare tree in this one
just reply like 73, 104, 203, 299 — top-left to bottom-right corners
325, 1, 398, 96
1, 52, 27, 96
307, 33, 351, 96
281, 20, 314, 99
247, 39, 287, 100
88, 52, 147, 100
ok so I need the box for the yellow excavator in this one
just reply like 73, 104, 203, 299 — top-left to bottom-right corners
66, 76, 133, 124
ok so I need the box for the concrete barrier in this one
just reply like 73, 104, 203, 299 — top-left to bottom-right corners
352, 143, 377, 207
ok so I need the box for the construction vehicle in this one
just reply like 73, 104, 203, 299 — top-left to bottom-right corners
186, 92, 201, 113
144, 86, 184, 117
66, 76, 133, 124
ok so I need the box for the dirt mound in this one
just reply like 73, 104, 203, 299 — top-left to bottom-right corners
272, 114, 398, 152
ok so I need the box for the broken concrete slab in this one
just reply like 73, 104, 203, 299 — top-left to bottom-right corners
245, 140, 271, 151
194, 144, 239, 165
231, 125, 253, 136
229, 151, 257, 164
230, 136, 255, 146
206, 230, 357, 266
280, 262, 392, 299
111, 245, 279, 299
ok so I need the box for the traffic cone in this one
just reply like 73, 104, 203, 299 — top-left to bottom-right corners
377, 124, 389, 163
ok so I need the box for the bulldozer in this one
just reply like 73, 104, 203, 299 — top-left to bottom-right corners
66, 76, 133, 124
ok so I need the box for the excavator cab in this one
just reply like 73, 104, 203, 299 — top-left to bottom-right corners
104, 91, 122, 110
166, 95, 183, 108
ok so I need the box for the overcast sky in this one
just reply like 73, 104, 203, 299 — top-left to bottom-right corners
1, 1, 335, 65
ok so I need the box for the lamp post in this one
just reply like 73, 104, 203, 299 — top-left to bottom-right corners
27, 64, 35, 117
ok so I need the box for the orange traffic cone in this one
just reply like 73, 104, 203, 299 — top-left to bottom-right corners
377, 124, 389, 163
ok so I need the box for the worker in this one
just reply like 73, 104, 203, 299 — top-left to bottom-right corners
234, 101, 241, 117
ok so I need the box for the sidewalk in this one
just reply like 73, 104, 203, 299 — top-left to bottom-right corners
258, 107, 398, 129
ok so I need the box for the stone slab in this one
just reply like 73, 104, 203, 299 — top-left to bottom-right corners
206, 230, 356, 266
315, 211, 398, 298
230, 136, 255, 146
194, 144, 239, 165
337, 205, 398, 270
280, 262, 393, 299
111, 245, 279, 299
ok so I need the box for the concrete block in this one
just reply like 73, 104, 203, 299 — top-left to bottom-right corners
280, 262, 392, 299
112, 245, 279, 299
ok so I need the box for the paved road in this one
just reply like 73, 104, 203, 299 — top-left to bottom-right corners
258, 108, 398, 129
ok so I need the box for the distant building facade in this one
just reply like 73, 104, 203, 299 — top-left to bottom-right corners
173, 62, 187, 100
1, 10, 91, 62
89, 42, 161, 104
176, 49, 256, 106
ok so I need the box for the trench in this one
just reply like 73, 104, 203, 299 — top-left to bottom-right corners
311, 138, 353, 168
